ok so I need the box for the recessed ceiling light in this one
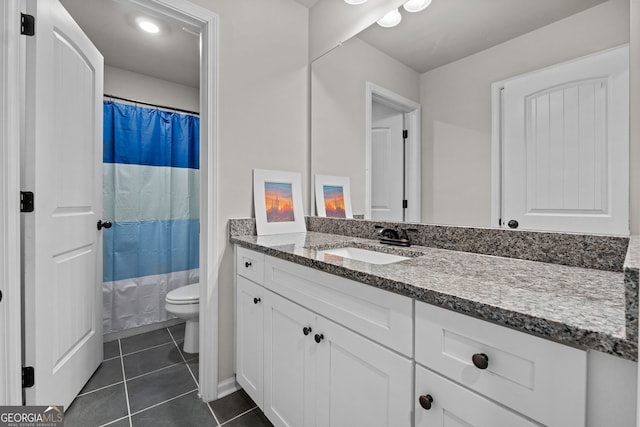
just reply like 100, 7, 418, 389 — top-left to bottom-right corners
377, 8, 402, 28
403, 0, 432, 13
344, 0, 368, 4
137, 18, 160, 34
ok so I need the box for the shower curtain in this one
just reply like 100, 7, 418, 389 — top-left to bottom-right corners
102, 101, 200, 333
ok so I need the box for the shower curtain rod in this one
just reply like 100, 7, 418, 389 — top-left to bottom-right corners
104, 94, 200, 116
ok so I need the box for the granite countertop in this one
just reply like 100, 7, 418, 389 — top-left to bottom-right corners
231, 231, 637, 361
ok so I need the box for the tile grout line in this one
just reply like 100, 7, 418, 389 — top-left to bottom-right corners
220, 406, 259, 426
128, 388, 199, 418
167, 327, 199, 387
117, 339, 133, 427
76, 380, 125, 397
125, 360, 185, 382
98, 415, 130, 427
166, 327, 221, 426
120, 340, 177, 358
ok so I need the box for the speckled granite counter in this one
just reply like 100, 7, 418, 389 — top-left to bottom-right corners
229, 221, 638, 361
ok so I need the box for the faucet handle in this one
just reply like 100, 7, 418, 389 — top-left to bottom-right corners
399, 227, 418, 240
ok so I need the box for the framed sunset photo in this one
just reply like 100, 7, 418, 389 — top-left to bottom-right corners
254, 169, 306, 235
315, 175, 353, 219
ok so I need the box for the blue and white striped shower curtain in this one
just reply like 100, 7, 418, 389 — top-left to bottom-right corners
102, 101, 200, 333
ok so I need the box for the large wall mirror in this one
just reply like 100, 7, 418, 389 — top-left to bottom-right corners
311, 0, 630, 233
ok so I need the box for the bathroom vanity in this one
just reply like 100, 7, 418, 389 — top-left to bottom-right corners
231, 219, 638, 427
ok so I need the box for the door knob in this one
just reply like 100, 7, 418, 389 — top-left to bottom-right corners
507, 219, 519, 229
245, 261, 252, 268
418, 394, 433, 410
253, 297, 261, 304
472, 353, 489, 369
303, 326, 312, 336
97, 220, 112, 230
314, 333, 324, 343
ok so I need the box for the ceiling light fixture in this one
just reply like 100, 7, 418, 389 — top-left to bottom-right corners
344, 0, 368, 4
136, 18, 160, 34
377, 8, 402, 28
403, 0, 432, 13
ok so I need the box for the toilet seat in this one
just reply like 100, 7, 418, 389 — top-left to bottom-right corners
166, 283, 199, 305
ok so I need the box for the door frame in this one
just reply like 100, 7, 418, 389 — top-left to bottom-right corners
0, 0, 24, 406
0, 0, 220, 404
365, 82, 421, 223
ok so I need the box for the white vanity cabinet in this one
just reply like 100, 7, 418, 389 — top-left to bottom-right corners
235, 246, 414, 427
415, 302, 587, 426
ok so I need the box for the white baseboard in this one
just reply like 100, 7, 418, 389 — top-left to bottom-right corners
216, 376, 240, 399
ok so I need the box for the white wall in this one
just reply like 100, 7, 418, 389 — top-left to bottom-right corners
312, 37, 420, 215
189, 0, 309, 384
104, 65, 199, 113
420, 0, 630, 227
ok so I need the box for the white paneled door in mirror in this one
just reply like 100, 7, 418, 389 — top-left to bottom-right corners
501, 45, 629, 235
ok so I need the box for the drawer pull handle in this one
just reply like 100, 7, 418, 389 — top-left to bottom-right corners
303, 326, 312, 336
253, 297, 261, 304
314, 333, 324, 343
245, 261, 252, 268
472, 353, 489, 369
418, 394, 433, 410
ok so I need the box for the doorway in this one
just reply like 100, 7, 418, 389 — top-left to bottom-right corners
365, 82, 421, 223
1, 0, 219, 406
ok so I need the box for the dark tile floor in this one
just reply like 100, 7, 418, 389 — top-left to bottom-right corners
64, 324, 272, 427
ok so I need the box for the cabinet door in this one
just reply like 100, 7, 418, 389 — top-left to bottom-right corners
264, 291, 316, 427
415, 365, 538, 427
315, 317, 413, 427
236, 277, 265, 407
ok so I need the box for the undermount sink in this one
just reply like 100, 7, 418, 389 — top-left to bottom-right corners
317, 247, 411, 265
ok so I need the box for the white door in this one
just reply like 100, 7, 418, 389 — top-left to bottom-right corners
315, 316, 413, 427
235, 277, 264, 407
263, 291, 316, 427
502, 46, 629, 234
22, 0, 104, 408
371, 101, 405, 222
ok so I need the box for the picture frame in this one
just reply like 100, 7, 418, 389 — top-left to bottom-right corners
254, 169, 307, 235
315, 174, 353, 219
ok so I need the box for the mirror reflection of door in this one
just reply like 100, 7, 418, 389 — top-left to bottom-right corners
371, 101, 405, 222
500, 45, 629, 235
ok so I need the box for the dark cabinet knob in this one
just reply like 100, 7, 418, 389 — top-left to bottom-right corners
303, 326, 312, 336
245, 261, 252, 268
314, 333, 324, 343
418, 394, 433, 410
507, 219, 519, 229
253, 297, 261, 304
472, 353, 489, 369
97, 220, 112, 230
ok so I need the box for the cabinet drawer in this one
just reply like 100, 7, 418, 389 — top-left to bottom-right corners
415, 365, 537, 427
236, 246, 265, 283
415, 302, 586, 426
265, 255, 413, 356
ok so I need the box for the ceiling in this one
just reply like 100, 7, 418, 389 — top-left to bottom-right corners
60, 0, 610, 88
60, 0, 200, 87
357, 0, 609, 73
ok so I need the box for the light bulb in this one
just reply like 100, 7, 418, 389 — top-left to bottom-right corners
137, 18, 160, 34
344, 0, 368, 4
377, 9, 402, 28
403, 0, 432, 13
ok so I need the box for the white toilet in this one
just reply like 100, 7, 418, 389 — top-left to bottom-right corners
165, 283, 200, 353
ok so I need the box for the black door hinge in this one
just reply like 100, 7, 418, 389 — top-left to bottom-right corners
21, 14, 35, 36
402, 129, 408, 139
498, 218, 502, 226
20, 191, 34, 212
22, 366, 34, 388
403, 200, 408, 209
